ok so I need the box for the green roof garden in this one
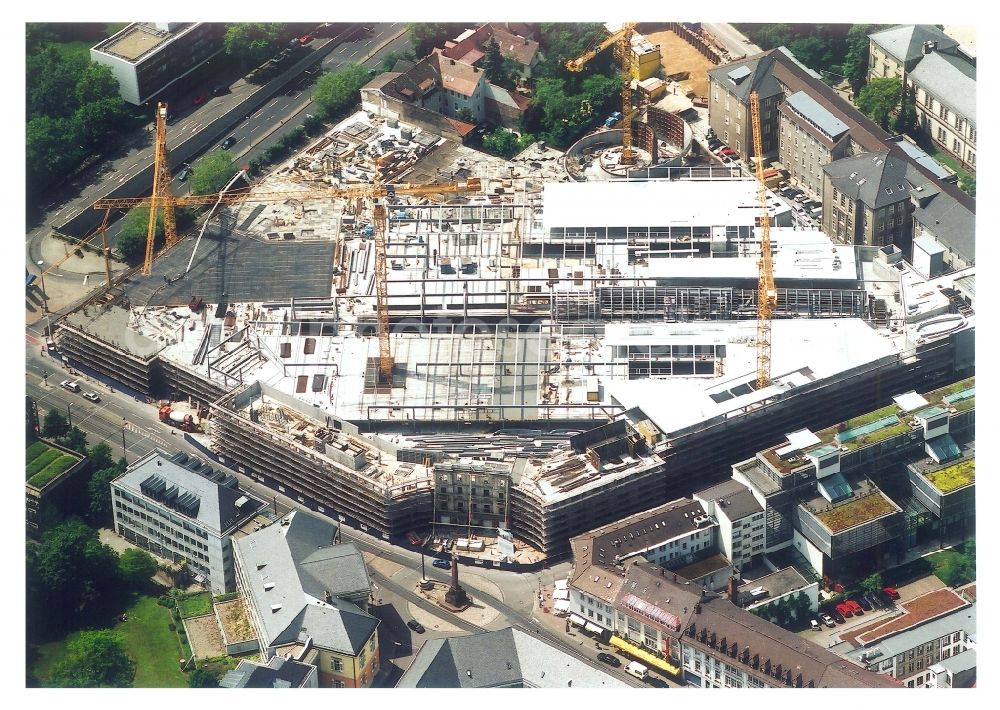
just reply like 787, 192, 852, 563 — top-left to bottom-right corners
925, 458, 975, 493
26, 441, 82, 490
814, 492, 898, 533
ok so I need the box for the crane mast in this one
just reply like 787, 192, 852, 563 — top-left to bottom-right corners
750, 91, 777, 390
145, 102, 176, 276
372, 154, 392, 385
566, 23, 638, 165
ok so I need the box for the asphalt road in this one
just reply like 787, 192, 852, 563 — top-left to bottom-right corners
702, 23, 763, 58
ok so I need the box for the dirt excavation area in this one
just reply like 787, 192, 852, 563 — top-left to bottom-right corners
643, 27, 717, 98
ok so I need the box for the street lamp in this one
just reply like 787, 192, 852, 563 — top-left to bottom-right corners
122, 419, 128, 466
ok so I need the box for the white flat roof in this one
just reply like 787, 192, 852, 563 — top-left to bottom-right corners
604, 318, 902, 436
543, 179, 765, 229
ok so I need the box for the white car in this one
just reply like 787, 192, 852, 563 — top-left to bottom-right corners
60, 380, 81, 392
810, 619, 821, 631
83, 392, 101, 403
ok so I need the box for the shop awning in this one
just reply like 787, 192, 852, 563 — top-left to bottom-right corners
569, 613, 587, 627
554, 599, 571, 612
554, 579, 569, 590
609, 636, 681, 676
553, 589, 570, 600
585, 621, 604, 634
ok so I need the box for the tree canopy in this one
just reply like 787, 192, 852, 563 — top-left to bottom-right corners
118, 548, 158, 587
406, 23, 465, 57
861, 572, 884, 596
312, 63, 372, 119
855, 77, 901, 130
116, 207, 163, 264
224, 23, 288, 69
51, 630, 134, 687
42, 409, 69, 438
189, 150, 238, 196
88, 461, 125, 524
187, 668, 220, 688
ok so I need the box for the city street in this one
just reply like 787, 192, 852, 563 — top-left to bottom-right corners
702, 23, 762, 58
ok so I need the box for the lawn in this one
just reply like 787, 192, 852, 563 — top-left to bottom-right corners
816, 493, 896, 532
27, 440, 49, 462
177, 591, 213, 619
31, 595, 187, 688
925, 547, 975, 587
26, 448, 61, 478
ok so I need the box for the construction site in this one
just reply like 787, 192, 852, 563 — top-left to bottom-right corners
56, 44, 975, 563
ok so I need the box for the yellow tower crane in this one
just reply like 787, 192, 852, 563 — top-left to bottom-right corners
95, 146, 481, 384
566, 22, 638, 165
750, 90, 777, 389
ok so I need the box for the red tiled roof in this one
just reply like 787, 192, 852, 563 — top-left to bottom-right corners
445, 117, 478, 137
849, 588, 968, 646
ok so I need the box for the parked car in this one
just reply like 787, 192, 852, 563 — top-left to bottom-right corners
831, 608, 846, 624
60, 380, 81, 392
718, 148, 737, 157
192, 93, 209, 106
846, 600, 863, 615
819, 613, 836, 628
883, 586, 900, 600
432, 558, 451, 569
865, 592, 882, 609
645, 676, 669, 688
857, 596, 872, 611
83, 392, 101, 403
300, 33, 313, 44
211, 84, 229, 96
810, 619, 821, 631
596, 652, 621, 668
407, 619, 425, 633
835, 602, 854, 618
221, 136, 237, 150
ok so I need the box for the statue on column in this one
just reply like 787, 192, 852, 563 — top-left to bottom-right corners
443, 552, 470, 609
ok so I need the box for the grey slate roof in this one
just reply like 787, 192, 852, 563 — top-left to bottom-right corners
823, 150, 922, 210
709, 53, 782, 103
937, 648, 976, 675
910, 181, 976, 261
235, 510, 378, 655
909, 50, 976, 122
114, 451, 264, 534
869, 25, 959, 64
887, 136, 952, 180
397, 627, 632, 688
694, 479, 761, 521
219, 656, 314, 688
784, 91, 849, 140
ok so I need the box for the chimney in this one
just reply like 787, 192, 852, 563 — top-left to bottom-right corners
727, 575, 739, 605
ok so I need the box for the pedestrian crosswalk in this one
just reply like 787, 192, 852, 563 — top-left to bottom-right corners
124, 422, 170, 448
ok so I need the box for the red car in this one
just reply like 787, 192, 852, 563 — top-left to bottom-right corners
718, 148, 737, 158
845, 600, 863, 615
300, 34, 313, 44
883, 586, 900, 600
192, 93, 209, 106
835, 602, 854, 618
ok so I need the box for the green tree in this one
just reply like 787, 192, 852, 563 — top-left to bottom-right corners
88, 464, 121, 523
74, 63, 121, 106
535, 23, 606, 80
959, 174, 976, 198
51, 630, 134, 687
116, 207, 164, 264
482, 37, 508, 85
787, 36, 833, 70
861, 572, 884, 597
189, 149, 237, 196
27, 46, 86, 119
841, 24, 882, 93
855, 77, 901, 130
74, 96, 128, 149
894, 82, 916, 134
42, 409, 69, 438
33, 519, 120, 626
60, 426, 88, 454
406, 23, 462, 57
457, 107, 475, 124
187, 668, 220, 688
312, 63, 372, 119
118, 548, 158, 587
26, 115, 86, 193
87, 443, 114, 473
483, 128, 520, 157
223, 23, 287, 69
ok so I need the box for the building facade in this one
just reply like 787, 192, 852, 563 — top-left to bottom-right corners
778, 91, 851, 197
693, 480, 765, 571
111, 450, 265, 593
90, 23, 223, 105
432, 461, 511, 538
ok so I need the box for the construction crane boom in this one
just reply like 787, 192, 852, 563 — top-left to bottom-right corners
144, 102, 176, 276
750, 91, 777, 390
565, 23, 638, 165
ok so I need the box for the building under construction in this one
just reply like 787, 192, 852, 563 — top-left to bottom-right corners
58, 111, 975, 560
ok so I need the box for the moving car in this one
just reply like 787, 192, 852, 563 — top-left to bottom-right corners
819, 613, 836, 628
221, 136, 237, 150
177, 167, 191, 182
83, 392, 101, 403
60, 380, 81, 392
407, 619, 425, 634
432, 558, 451, 570
596, 652, 621, 668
